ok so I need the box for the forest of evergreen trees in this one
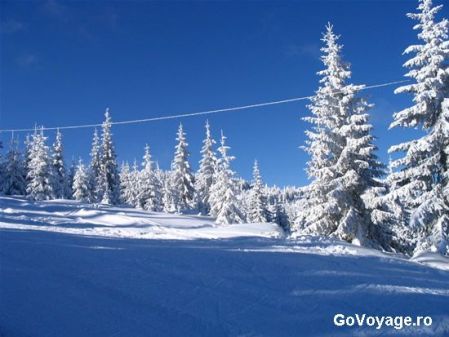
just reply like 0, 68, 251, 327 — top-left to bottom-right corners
0, 0, 448, 256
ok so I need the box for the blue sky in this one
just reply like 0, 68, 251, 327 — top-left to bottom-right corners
1, 0, 447, 187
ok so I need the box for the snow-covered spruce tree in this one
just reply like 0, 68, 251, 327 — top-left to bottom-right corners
66, 159, 76, 199
195, 120, 217, 215
296, 24, 384, 246
248, 160, 268, 223
72, 160, 91, 202
98, 109, 121, 205
2, 136, 26, 195
388, 0, 449, 255
138, 145, 153, 209
51, 129, 69, 199
209, 131, 244, 225
120, 162, 133, 206
26, 128, 54, 201
170, 123, 195, 213
139, 145, 162, 211
162, 170, 176, 213
89, 128, 102, 202
23, 134, 32, 186
128, 161, 141, 208
149, 162, 164, 211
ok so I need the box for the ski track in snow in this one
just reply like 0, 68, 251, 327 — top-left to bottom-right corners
1, 196, 449, 337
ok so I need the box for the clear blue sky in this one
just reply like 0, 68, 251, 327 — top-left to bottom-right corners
1, 0, 447, 187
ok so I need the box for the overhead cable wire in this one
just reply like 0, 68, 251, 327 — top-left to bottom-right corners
0, 79, 409, 134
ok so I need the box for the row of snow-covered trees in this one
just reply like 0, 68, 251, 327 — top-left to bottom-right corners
0, 0, 447, 255
0, 110, 294, 227
295, 0, 448, 256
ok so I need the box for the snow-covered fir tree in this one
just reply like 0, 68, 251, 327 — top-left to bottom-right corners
388, 0, 449, 255
26, 128, 54, 201
98, 109, 121, 205
149, 162, 164, 211
139, 145, 162, 211
129, 161, 141, 208
162, 170, 176, 213
248, 160, 268, 223
2, 136, 26, 195
170, 124, 195, 212
138, 145, 153, 209
72, 160, 91, 202
120, 162, 133, 206
51, 129, 69, 199
209, 131, 244, 224
195, 121, 217, 215
66, 159, 76, 199
297, 24, 384, 246
89, 128, 102, 202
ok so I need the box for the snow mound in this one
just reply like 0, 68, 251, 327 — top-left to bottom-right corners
411, 252, 449, 271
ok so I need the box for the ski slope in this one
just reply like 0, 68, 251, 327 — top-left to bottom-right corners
1, 197, 449, 337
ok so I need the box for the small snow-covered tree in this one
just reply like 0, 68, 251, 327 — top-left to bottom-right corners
120, 162, 133, 206
388, 0, 449, 255
89, 128, 102, 202
209, 131, 244, 224
2, 137, 26, 195
139, 145, 163, 211
162, 170, 176, 213
129, 161, 141, 208
148, 162, 164, 212
195, 121, 217, 215
98, 109, 121, 205
51, 129, 69, 199
297, 24, 384, 246
26, 128, 54, 201
170, 123, 195, 212
72, 160, 91, 202
248, 160, 268, 223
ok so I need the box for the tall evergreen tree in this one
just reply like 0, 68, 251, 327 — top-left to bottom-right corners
248, 160, 268, 223
89, 128, 102, 202
170, 123, 195, 212
297, 24, 384, 245
388, 0, 449, 255
2, 136, 26, 195
51, 129, 69, 198
209, 131, 243, 224
24, 134, 32, 187
66, 159, 76, 199
72, 160, 91, 202
195, 121, 217, 215
26, 128, 54, 201
98, 109, 121, 205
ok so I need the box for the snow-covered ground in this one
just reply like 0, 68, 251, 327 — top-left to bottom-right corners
0, 197, 283, 240
1, 196, 449, 337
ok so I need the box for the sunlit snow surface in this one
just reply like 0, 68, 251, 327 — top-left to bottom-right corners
1, 196, 448, 337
